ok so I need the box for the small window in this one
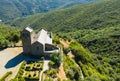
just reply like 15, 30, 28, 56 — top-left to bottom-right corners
36, 46, 39, 50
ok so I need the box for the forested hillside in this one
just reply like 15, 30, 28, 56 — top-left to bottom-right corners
65, 41, 119, 80
60, 25, 120, 56
60, 25, 120, 80
0, 0, 99, 21
9, 0, 120, 32
0, 25, 20, 48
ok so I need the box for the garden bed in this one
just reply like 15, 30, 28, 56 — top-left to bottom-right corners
11, 60, 43, 81
0, 71, 12, 81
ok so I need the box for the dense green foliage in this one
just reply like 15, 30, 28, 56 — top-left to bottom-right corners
0, 0, 98, 21
9, 0, 120, 32
60, 25, 120, 56
50, 52, 63, 67
0, 25, 20, 48
69, 42, 119, 80
44, 68, 58, 79
59, 25, 120, 80
63, 55, 82, 81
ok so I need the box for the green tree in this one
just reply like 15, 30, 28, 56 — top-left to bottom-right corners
63, 47, 70, 54
12, 34, 20, 43
49, 61, 55, 67
50, 52, 63, 67
0, 39, 10, 48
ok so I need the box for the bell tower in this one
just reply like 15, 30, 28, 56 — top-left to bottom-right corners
21, 27, 34, 55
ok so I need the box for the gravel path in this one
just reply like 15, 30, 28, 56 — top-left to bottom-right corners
43, 60, 50, 71
0, 47, 23, 80
39, 60, 50, 81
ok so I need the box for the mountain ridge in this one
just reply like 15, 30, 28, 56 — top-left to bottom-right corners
8, 0, 120, 33
0, 0, 99, 21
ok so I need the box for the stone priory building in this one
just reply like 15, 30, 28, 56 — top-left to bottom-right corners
21, 27, 59, 57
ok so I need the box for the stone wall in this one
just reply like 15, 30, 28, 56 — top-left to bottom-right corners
31, 42, 44, 56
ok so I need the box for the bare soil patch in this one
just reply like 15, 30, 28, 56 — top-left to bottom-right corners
57, 63, 67, 81
60, 40, 69, 48
67, 51, 75, 59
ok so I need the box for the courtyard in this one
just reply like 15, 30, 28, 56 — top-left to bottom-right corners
0, 47, 27, 80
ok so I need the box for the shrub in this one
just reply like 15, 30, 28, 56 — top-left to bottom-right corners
46, 69, 57, 78
53, 37, 60, 44
50, 52, 63, 67
63, 47, 71, 54
0, 39, 10, 48
41, 57, 44, 60
44, 78, 53, 81
0, 71, 12, 81
37, 64, 40, 67
25, 66, 30, 71
49, 61, 55, 67
67, 70, 74, 80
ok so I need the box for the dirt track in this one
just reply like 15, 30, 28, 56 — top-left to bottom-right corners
60, 40, 69, 48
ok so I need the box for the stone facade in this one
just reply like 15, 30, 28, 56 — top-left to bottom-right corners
21, 27, 59, 56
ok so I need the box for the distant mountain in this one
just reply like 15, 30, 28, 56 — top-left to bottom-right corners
0, 0, 99, 21
9, 0, 120, 32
